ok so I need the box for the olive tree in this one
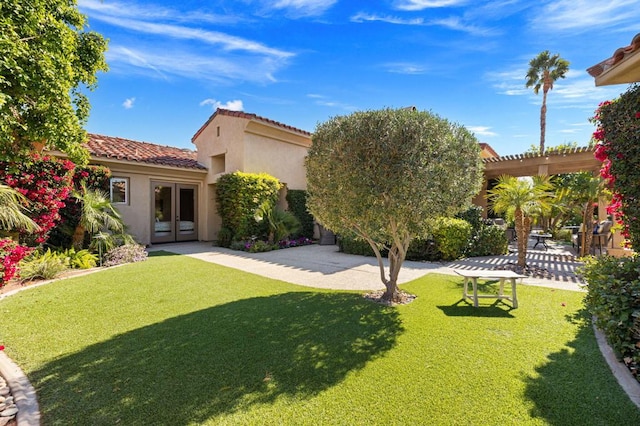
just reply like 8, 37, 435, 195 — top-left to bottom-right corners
0, 0, 108, 164
306, 108, 484, 303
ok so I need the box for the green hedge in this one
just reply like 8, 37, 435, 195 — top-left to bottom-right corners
431, 217, 471, 261
286, 189, 314, 238
216, 172, 281, 245
582, 255, 640, 383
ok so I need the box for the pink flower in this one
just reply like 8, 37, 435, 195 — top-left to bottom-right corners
0, 345, 4, 351
636, 112, 640, 118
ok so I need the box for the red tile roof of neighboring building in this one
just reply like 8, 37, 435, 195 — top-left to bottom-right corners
479, 143, 499, 158
191, 108, 312, 142
87, 134, 206, 170
587, 33, 640, 78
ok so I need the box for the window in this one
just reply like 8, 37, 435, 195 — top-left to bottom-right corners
110, 177, 129, 204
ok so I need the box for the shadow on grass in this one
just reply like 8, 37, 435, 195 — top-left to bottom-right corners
30, 292, 403, 424
147, 250, 180, 257
524, 309, 640, 424
437, 300, 515, 318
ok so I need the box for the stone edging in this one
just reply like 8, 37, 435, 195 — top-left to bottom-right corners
593, 324, 640, 408
0, 352, 39, 425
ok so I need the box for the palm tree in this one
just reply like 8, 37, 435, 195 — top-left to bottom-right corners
525, 51, 570, 153
71, 187, 130, 251
254, 201, 301, 244
0, 183, 40, 234
487, 175, 554, 268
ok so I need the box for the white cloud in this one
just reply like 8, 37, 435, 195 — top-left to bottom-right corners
271, 0, 337, 17
532, 0, 640, 32
351, 13, 424, 25
122, 97, 135, 109
79, 0, 245, 25
382, 62, 427, 74
467, 126, 498, 137
106, 45, 284, 84
394, 0, 468, 11
199, 99, 244, 111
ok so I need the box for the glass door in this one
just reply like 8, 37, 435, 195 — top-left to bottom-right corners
176, 184, 197, 242
152, 182, 175, 243
151, 182, 198, 244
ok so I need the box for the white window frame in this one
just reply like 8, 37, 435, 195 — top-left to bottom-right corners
110, 177, 129, 205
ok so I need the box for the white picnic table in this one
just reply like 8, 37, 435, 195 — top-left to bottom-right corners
454, 269, 527, 308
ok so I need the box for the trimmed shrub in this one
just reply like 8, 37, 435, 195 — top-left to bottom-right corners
338, 236, 378, 257
432, 217, 471, 261
467, 225, 508, 257
216, 227, 234, 248
406, 239, 439, 261
581, 255, 640, 382
216, 172, 281, 241
103, 244, 148, 267
286, 190, 315, 238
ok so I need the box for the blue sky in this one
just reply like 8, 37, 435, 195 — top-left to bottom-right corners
79, 0, 639, 156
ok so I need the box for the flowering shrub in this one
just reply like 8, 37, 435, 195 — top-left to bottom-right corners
0, 153, 75, 243
0, 238, 32, 285
103, 244, 148, 267
591, 84, 640, 249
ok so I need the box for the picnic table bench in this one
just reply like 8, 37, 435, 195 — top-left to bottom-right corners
454, 269, 527, 308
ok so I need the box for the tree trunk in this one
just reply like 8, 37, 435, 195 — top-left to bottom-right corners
540, 90, 548, 154
515, 208, 529, 268
580, 203, 595, 257
72, 224, 86, 250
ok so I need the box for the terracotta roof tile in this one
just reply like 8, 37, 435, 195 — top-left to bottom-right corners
86, 134, 206, 170
587, 33, 640, 78
479, 142, 499, 158
192, 108, 312, 141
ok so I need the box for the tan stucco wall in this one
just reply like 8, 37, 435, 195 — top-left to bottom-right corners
193, 114, 248, 183
94, 159, 207, 246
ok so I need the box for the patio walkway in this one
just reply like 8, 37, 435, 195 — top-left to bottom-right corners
150, 240, 585, 292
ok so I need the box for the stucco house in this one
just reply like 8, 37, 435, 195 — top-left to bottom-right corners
80, 109, 311, 245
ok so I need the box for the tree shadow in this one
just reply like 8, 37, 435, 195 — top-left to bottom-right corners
30, 292, 403, 424
437, 299, 515, 318
524, 309, 640, 424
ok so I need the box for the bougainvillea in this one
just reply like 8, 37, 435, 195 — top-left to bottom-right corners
0, 238, 32, 285
591, 84, 640, 249
0, 153, 75, 243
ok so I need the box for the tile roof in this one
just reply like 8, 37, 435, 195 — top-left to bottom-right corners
192, 108, 312, 142
587, 33, 640, 78
479, 143, 499, 158
86, 134, 206, 170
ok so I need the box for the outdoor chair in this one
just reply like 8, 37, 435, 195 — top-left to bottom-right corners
573, 220, 613, 255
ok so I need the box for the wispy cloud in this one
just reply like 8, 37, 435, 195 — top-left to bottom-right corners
199, 99, 244, 111
79, 0, 245, 25
393, 0, 469, 11
351, 12, 425, 25
351, 12, 494, 35
122, 97, 136, 109
382, 62, 427, 74
107, 46, 283, 84
467, 126, 497, 137
532, 0, 640, 32
306, 94, 357, 111
270, 0, 338, 17
80, 0, 294, 84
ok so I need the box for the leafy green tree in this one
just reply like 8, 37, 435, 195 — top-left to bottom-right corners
570, 174, 607, 257
0, 0, 108, 164
487, 175, 554, 268
525, 51, 569, 153
0, 184, 39, 233
306, 108, 483, 303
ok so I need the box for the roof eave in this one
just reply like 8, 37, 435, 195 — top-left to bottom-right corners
595, 49, 640, 86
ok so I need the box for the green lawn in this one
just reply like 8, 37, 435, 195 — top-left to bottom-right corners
1, 252, 638, 425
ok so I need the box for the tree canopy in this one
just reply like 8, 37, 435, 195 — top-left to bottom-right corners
0, 0, 108, 164
306, 108, 484, 302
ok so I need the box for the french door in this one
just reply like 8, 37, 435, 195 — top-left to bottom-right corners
151, 181, 198, 243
